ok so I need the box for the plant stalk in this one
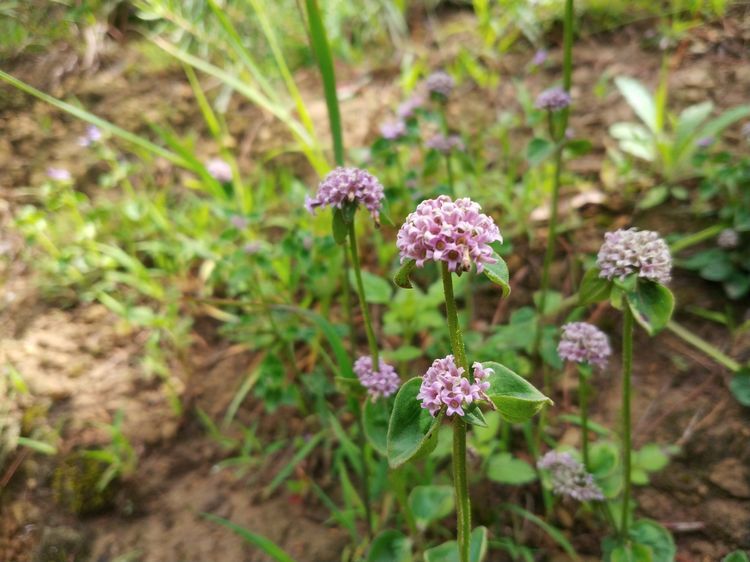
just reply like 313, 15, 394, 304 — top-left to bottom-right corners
667, 319, 740, 372
348, 222, 380, 365
579, 366, 589, 468
620, 306, 634, 540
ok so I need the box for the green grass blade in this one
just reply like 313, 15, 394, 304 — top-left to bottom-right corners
502, 503, 580, 561
183, 64, 222, 139
0, 69, 185, 167
265, 432, 324, 495
304, 0, 344, 165
16, 437, 57, 455
202, 513, 297, 562
222, 362, 263, 429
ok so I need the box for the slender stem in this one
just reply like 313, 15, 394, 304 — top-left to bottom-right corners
669, 224, 724, 254
445, 154, 455, 197
348, 221, 379, 365
342, 248, 356, 357
620, 306, 634, 540
355, 409, 374, 535
441, 263, 471, 562
579, 366, 589, 468
667, 319, 740, 372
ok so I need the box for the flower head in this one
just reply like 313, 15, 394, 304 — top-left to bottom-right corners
426, 134, 465, 154
230, 215, 249, 229
243, 241, 262, 255
47, 167, 72, 182
535, 87, 572, 111
531, 49, 548, 66
78, 125, 102, 147
557, 322, 611, 370
397, 195, 502, 273
417, 356, 492, 417
305, 167, 385, 223
718, 228, 739, 249
380, 119, 407, 141
397, 95, 424, 119
538, 451, 604, 502
596, 228, 672, 285
354, 356, 400, 400
696, 136, 715, 149
206, 158, 233, 182
425, 71, 454, 98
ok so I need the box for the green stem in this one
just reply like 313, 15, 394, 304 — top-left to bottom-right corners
667, 319, 740, 372
579, 366, 589, 468
355, 409, 374, 535
669, 224, 724, 254
445, 154, 455, 197
342, 248, 356, 357
391, 467, 417, 537
620, 306, 634, 540
348, 221, 379, 365
441, 263, 471, 562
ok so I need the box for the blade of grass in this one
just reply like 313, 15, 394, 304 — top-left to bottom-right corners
202, 513, 297, 562
502, 503, 580, 561
222, 361, 263, 429
264, 432, 324, 496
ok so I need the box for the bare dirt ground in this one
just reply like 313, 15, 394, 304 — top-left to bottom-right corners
1, 8, 749, 562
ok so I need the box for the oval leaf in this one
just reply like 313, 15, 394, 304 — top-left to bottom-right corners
363, 398, 393, 456
579, 267, 612, 306
487, 452, 538, 485
626, 281, 674, 335
730, 369, 750, 407
366, 530, 412, 562
394, 259, 417, 289
630, 519, 675, 562
482, 252, 510, 297
408, 485, 454, 529
387, 378, 443, 468
423, 527, 488, 562
482, 362, 552, 423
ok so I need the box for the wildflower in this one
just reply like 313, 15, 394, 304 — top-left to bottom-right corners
538, 451, 604, 501
206, 158, 233, 183
243, 242, 262, 255
417, 355, 492, 417
397, 95, 424, 119
557, 322, 611, 370
305, 167, 385, 222
47, 167, 72, 182
531, 49, 548, 66
380, 119, 407, 141
78, 125, 102, 147
426, 134, 465, 154
696, 136, 715, 149
230, 215, 249, 229
717, 228, 739, 249
397, 195, 502, 274
425, 71, 455, 98
597, 228, 672, 285
353, 356, 400, 400
535, 87, 572, 111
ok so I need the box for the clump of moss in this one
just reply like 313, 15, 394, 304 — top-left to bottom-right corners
51, 453, 115, 515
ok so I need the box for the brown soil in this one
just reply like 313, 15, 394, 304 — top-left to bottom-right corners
1, 8, 749, 562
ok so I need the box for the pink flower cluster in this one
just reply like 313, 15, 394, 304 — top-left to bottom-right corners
416, 355, 492, 417
353, 356, 400, 400
426, 134, 465, 154
535, 87, 571, 111
397, 196, 502, 274
596, 228, 672, 285
538, 451, 604, 502
305, 167, 385, 222
425, 71, 454, 98
557, 322, 611, 370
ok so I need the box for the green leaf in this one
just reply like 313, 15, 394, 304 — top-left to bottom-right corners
487, 453, 538, 485
482, 252, 511, 297
630, 519, 676, 562
463, 403, 488, 428
332, 209, 348, 244
394, 259, 417, 289
363, 398, 393, 456
387, 378, 443, 468
527, 138, 556, 166
730, 369, 750, 407
203, 513, 297, 562
366, 530, 412, 562
579, 267, 612, 306
502, 503, 581, 561
610, 543, 653, 562
637, 185, 669, 210
409, 485, 454, 529
565, 139, 593, 158
350, 270, 392, 304
723, 551, 750, 562
483, 362, 552, 423
16, 437, 56, 456
635, 444, 669, 472
615, 76, 658, 134
626, 281, 675, 335
423, 527, 488, 562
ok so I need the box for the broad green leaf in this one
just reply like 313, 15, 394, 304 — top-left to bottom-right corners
409, 485, 454, 529
471, 410, 501, 445
487, 453, 537, 485
626, 281, 675, 335
366, 530, 412, 562
698, 105, 750, 142
579, 267, 612, 306
394, 259, 417, 289
630, 519, 676, 562
463, 402, 488, 428
610, 122, 655, 161
482, 252, 510, 297
730, 369, 750, 407
387, 378, 443, 468
635, 444, 669, 472
723, 551, 750, 562
363, 398, 393, 456
565, 139, 593, 157
610, 543, 653, 562
674, 101, 713, 152
350, 270, 392, 304
615, 77, 658, 134
423, 527, 488, 562
483, 362, 552, 423
527, 138, 556, 166
637, 186, 669, 210
332, 209, 348, 244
